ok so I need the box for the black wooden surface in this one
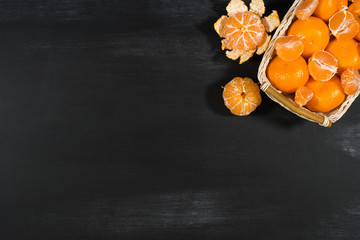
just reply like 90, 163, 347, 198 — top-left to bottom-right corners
1, 0, 360, 239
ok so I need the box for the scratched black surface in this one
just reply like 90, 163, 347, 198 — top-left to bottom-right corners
1, 0, 360, 239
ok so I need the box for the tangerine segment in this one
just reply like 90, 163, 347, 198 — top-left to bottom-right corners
308, 50, 338, 82
296, 0, 319, 21
287, 17, 330, 59
267, 56, 309, 93
274, 36, 304, 61
349, 2, 360, 41
314, 0, 345, 22
326, 38, 360, 74
305, 76, 345, 113
294, 86, 314, 107
221, 11, 266, 52
341, 67, 360, 95
223, 77, 262, 116
329, 10, 360, 40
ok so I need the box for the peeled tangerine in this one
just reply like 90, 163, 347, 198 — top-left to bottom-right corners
274, 35, 304, 61
329, 10, 360, 40
221, 11, 266, 53
214, 0, 280, 64
341, 67, 360, 95
296, 0, 319, 20
308, 50, 338, 82
223, 77, 262, 116
295, 86, 314, 107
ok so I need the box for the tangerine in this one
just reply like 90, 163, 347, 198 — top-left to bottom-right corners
337, 0, 349, 12
329, 10, 360, 40
341, 67, 360, 95
294, 86, 314, 107
348, 2, 360, 41
287, 16, 330, 59
296, 0, 319, 21
326, 38, 360, 74
274, 35, 304, 61
314, 0, 348, 22
305, 76, 346, 113
221, 11, 266, 52
308, 50, 338, 82
222, 77, 262, 116
267, 56, 309, 93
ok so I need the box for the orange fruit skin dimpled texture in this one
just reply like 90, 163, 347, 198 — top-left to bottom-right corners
287, 17, 330, 59
326, 38, 360, 74
305, 76, 346, 113
267, 56, 309, 93
222, 77, 262, 116
274, 36, 304, 61
221, 11, 266, 52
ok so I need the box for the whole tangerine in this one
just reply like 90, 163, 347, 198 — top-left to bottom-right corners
267, 56, 309, 93
326, 38, 360, 74
287, 16, 330, 59
305, 76, 345, 113
313, 0, 348, 22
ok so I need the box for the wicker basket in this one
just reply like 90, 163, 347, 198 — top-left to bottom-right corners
258, 0, 360, 127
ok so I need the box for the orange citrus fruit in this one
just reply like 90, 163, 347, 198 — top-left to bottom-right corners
341, 67, 360, 95
308, 50, 338, 82
287, 16, 330, 59
349, 2, 360, 41
314, 0, 348, 22
305, 76, 346, 113
221, 11, 266, 52
294, 86, 314, 107
329, 10, 360, 40
222, 77, 262, 116
296, 0, 319, 21
337, 0, 349, 11
267, 56, 309, 93
274, 35, 304, 61
326, 38, 360, 74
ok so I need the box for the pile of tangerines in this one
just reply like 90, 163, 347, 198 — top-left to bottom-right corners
221, 0, 360, 117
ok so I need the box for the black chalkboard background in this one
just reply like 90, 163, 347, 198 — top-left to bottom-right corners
1, 0, 360, 239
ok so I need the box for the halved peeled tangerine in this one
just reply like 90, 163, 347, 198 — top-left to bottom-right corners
221, 11, 266, 52
274, 35, 304, 61
329, 10, 360, 40
223, 77, 262, 116
341, 67, 360, 95
294, 86, 314, 107
296, 0, 319, 21
308, 50, 338, 82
